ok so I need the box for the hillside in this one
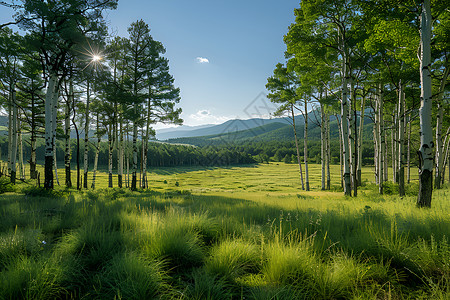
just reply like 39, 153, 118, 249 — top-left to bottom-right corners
167, 116, 374, 146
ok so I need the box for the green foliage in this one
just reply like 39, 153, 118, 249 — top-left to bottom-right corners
0, 177, 14, 194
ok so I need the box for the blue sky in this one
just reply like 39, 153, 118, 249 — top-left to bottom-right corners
1, 0, 300, 128
109, 0, 300, 128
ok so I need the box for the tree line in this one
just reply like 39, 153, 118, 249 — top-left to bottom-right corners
267, 0, 449, 207
0, 1, 182, 190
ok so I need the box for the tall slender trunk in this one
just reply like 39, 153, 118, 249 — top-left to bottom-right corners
374, 123, 379, 185
348, 79, 355, 193
91, 114, 101, 190
434, 61, 449, 189
392, 111, 397, 183
336, 114, 344, 188
118, 119, 124, 188
44, 73, 58, 189
83, 80, 90, 189
321, 102, 326, 190
326, 113, 331, 190
407, 114, 411, 184
131, 104, 138, 190
417, 0, 433, 208
52, 80, 60, 186
30, 82, 37, 179
65, 81, 73, 187
108, 125, 114, 188
357, 92, 366, 186
378, 84, 385, 194
10, 85, 17, 184
292, 105, 304, 190
340, 41, 351, 196
7, 85, 12, 177
72, 100, 81, 190
398, 81, 405, 196
304, 98, 310, 191
18, 117, 24, 180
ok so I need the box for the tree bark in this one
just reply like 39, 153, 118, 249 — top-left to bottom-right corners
398, 81, 405, 197
108, 125, 114, 188
10, 85, 17, 184
92, 114, 101, 190
44, 73, 58, 189
118, 119, 124, 188
131, 105, 138, 190
30, 82, 37, 179
434, 60, 449, 189
341, 43, 351, 196
83, 80, 90, 189
65, 81, 73, 188
304, 98, 310, 191
378, 84, 385, 194
417, 0, 433, 208
321, 102, 326, 190
292, 105, 304, 190
357, 92, 366, 186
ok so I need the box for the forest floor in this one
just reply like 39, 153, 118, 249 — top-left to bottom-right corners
0, 163, 449, 299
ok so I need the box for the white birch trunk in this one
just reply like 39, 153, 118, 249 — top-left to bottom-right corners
321, 102, 326, 190
398, 82, 405, 196
44, 73, 58, 189
83, 80, 90, 189
434, 63, 449, 189
417, 0, 433, 207
378, 84, 385, 194
357, 93, 366, 186
304, 98, 310, 191
292, 105, 305, 190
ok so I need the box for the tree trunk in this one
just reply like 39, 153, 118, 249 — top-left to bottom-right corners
398, 81, 405, 197
378, 84, 385, 194
108, 125, 114, 188
132, 115, 138, 190
44, 73, 58, 189
348, 79, 356, 194
392, 112, 397, 183
52, 79, 60, 186
336, 114, 344, 188
321, 102, 326, 190
434, 61, 449, 189
407, 114, 411, 184
83, 80, 90, 189
18, 117, 24, 180
65, 81, 73, 188
30, 83, 37, 180
10, 85, 17, 184
91, 114, 101, 190
292, 105, 304, 190
341, 43, 351, 196
326, 112, 331, 190
417, 0, 433, 208
118, 119, 124, 188
357, 92, 366, 186
304, 98, 310, 191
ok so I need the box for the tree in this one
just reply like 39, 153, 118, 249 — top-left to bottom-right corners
267, 63, 305, 190
1, 0, 118, 189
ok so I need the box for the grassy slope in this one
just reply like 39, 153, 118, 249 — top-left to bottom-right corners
0, 163, 449, 299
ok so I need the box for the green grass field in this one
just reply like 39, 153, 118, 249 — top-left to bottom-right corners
0, 163, 449, 299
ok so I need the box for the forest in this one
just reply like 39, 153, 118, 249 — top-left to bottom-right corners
0, 0, 449, 299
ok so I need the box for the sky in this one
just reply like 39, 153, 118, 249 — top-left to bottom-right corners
1, 0, 300, 128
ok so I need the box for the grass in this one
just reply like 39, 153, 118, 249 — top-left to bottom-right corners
0, 162, 449, 299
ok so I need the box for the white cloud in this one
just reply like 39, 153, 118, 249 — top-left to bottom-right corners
196, 57, 209, 64
189, 109, 231, 124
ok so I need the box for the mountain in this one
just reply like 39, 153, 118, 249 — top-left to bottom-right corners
156, 115, 303, 140
166, 116, 374, 146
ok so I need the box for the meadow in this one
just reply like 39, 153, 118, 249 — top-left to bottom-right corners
0, 163, 449, 299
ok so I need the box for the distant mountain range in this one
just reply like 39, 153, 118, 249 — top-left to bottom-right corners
155, 115, 303, 140
164, 115, 374, 146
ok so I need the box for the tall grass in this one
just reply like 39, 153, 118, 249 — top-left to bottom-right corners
0, 163, 448, 298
